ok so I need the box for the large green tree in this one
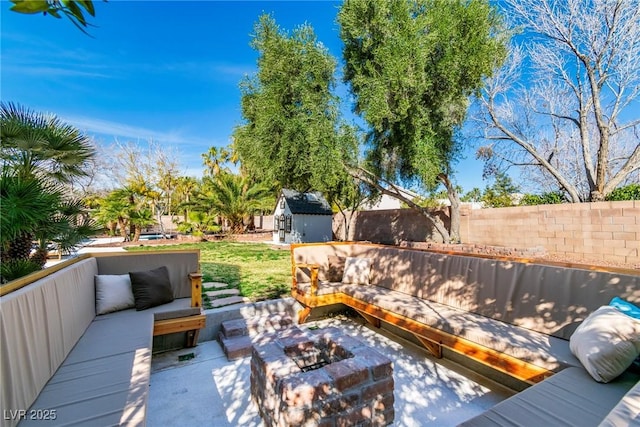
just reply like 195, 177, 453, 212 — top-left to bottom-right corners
339, 0, 507, 242
233, 14, 357, 199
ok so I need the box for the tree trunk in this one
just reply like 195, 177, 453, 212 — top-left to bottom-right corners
7, 232, 34, 261
438, 173, 461, 243
118, 218, 129, 241
334, 203, 350, 241
108, 221, 117, 236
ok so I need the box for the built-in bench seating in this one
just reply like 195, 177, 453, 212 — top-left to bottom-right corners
0, 250, 205, 427
291, 242, 640, 425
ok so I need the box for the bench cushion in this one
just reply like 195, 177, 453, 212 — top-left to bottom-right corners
340, 285, 580, 372
22, 298, 193, 426
599, 380, 640, 426
459, 367, 640, 426
22, 306, 155, 426
0, 258, 98, 425
293, 243, 640, 339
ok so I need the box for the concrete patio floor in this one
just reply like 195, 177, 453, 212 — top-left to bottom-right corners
148, 315, 515, 426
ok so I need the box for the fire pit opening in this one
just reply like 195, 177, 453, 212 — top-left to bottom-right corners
251, 326, 394, 426
285, 336, 354, 372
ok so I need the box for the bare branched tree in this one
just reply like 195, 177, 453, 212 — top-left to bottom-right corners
476, 0, 640, 201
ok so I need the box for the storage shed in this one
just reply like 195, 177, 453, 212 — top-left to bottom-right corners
273, 189, 333, 244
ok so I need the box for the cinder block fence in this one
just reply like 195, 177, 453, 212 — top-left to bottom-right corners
334, 201, 639, 266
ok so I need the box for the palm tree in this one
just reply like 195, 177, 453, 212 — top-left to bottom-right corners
0, 103, 97, 279
1, 102, 95, 182
174, 176, 199, 219
92, 191, 131, 240
200, 173, 273, 233
201, 146, 238, 177
1, 172, 58, 278
0, 171, 99, 280
129, 209, 156, 241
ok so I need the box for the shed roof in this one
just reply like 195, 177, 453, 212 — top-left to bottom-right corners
280, 189, 332, 215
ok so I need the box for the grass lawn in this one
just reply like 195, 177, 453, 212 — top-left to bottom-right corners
126, 241, 291, 303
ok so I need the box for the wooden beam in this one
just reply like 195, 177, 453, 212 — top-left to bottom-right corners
414, 334, 442, 358
153, 314, 206, 337
298, 306, 312, 324
355, 309, 381, 328
185, 329, 201, 348
188, 272, 203, 308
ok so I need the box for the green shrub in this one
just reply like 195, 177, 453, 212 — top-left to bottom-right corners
1, 259, 41, 284
606, 184, 640, 201
520, 191, 566, 206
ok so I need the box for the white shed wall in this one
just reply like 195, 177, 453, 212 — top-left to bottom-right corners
272, 198, 332, 244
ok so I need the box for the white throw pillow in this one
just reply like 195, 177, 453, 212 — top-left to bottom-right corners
95, 274, 135, 315
342, 257, 371, 285
569, 305, 640, 383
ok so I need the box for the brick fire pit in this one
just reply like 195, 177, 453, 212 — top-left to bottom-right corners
250, 325, 394, 427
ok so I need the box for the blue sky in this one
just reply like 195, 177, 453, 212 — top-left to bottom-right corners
1, 0, 486, 192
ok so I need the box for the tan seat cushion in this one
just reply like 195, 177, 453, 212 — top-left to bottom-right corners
341, 284, 580, 372
459, 367, 639, 426
599, 380, 640, 426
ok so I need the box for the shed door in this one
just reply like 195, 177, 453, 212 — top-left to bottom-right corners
278, 214, 285, 242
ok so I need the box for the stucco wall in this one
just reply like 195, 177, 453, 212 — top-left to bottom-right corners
334, 201, 639, 266
333, 208, 451, 244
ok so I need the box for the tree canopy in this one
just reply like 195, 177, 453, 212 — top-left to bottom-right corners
233, 14, 357, 197
0, 103, 98, 281
339, 0, 507, 241
478, 0, 640, 202
9, 0, 100, 34
339, 0, 506, 186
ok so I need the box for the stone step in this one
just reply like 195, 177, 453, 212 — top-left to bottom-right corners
205, 288, 240, 298
219, 333, 253, 360
245, 313, 294, 337
203, 281, 231, 289
218, 314, 295, 361
220, 313, 294, 339
209, 296, 250, 308
220, 318, 250, 338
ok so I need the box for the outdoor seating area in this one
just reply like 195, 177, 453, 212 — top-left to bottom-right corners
291, 242, 640, 425
147, 314, 515, 427
1, 245, 639, 426
0, 250, 205, 427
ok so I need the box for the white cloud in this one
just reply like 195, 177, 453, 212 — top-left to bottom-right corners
2, 65, 112, 79
63, 115, 215, 148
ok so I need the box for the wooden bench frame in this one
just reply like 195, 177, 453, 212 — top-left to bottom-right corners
291, 256, 553, 385
152, 272, 206, 347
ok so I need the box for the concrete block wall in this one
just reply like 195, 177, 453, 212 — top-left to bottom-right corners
334, 201, 639, 266
463, 201, 639, 265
